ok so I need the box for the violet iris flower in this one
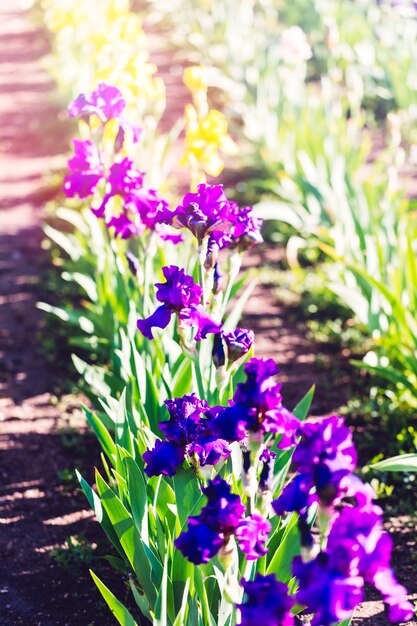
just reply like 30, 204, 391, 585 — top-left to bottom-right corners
293, 552, 363, 626
212, 358, 300, 444
327, 504, 415, 623
235, 514, 271, 560
137, 265, 221, 340
175, 477, 270, 564
293, 502, 415, 625
106, 213, 142, 239
238, 574, 294, 626
273, 415, 358, 515
68, 83, 142, 143
143, 394, 231, 477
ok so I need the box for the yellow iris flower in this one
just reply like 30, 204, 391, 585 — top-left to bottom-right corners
181, 104, 237, 178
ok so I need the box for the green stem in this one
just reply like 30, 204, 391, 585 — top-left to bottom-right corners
193, 352, 206, 399
220, 252, 242, 320
197, 239, 208, 305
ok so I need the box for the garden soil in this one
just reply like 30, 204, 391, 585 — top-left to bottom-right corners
0, 3, 415, 625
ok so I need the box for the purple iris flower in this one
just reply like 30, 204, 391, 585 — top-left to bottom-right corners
143, 394, 231, 477
179, 304, 222, 340
154, 265, 202, 309
293, 553, 363, 626
273, 474, 315, 516
142, 440, 185, 477
68, 84, 142, 143
238, 574, 294, 626
171, 183, 234, 242
235, 514, 271, 560
155, 226, 184, 245
212, 358, 299, 444
63, 139, 104, 198
174, 517, 223, 565
327, 504, 415, 622
68, 83, 126, 123
161, 394, 208, 443
137, 265, 221, 340
293, 416, 357, 476
92, 158, 145, 219
125, 189, 171, 229
273, 415, 359, 515
175, 477, 246, 564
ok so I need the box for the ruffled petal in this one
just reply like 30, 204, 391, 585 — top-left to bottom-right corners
143, 440, 185, 477
179, 304, 221, 340
137, 305, 172, 340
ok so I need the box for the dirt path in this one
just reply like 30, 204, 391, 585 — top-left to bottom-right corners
0, 4, 120, 624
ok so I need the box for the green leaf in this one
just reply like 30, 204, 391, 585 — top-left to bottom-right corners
95, 471, 157, 605
124, 457, 149, 542
76, 470, 124, 558
172, 579, 190, 626
370, 453, 417, 472
350, 360, 416, 394
173, 468, 204, 528
292, 385, 315, 421
82, 404, 116, 462
90, 570, 138, 626
154, 554, 169, 626
266, 513, 301, 582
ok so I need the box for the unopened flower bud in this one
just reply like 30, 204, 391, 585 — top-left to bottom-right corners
224, 328, 254, 365
204, 236, 219, 270
212, 333, 226, 368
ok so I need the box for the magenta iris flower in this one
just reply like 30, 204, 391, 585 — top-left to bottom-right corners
211, 202, 263, 251
235, 514, 271, 560
238, 574, 294, 626
63, 139, 104, 198
106, 213, 142, 239
143, 394, 231, 477
137, 265, 221, 340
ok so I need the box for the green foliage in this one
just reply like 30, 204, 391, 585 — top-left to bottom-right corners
50, 535, 95, 572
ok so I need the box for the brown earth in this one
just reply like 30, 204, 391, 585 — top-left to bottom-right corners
0, 4, 134, 625
0, 2, 415, 626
